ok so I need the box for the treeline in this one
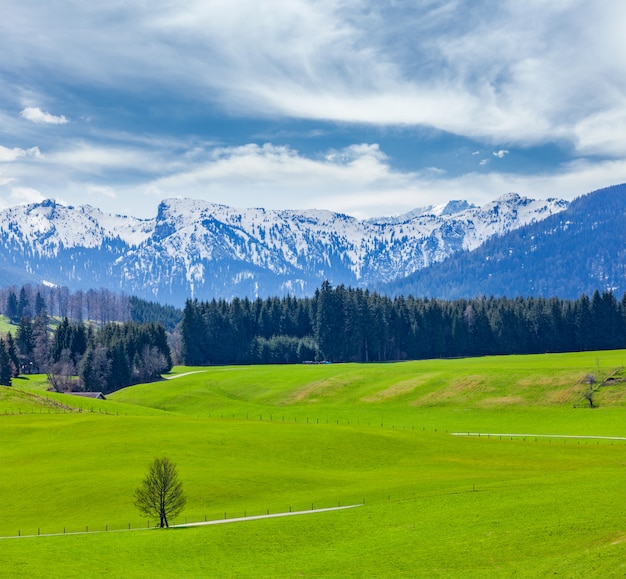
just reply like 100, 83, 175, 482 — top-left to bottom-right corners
0, 284, 179, 389
0, 285, 182, 330
0, 285, 130, 326
1, 313, 172, 392
128, 296, 182, 332
182, 282, 626, 365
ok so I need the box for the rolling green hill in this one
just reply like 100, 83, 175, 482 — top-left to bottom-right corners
1, 351, 625, 577
110, 351, 626, 433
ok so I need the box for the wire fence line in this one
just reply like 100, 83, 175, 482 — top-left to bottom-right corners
451, 432, 626, 441
0, 482, 501, 541
2, 407, 119, 415
2, 473, 571, 541
0, 502, 365, 541
0, 482, 503, 541
4, 408, 626, 446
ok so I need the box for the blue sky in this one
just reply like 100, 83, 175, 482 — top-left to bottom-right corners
1, 0, 626, 219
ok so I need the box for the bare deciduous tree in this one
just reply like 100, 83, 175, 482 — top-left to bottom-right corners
583, 374, 596, 407
134, 457, 186, 528
47, 349, 78, 392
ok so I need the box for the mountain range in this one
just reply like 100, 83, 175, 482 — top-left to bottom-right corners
4, 185, 625, 305
0, 193, 569, 304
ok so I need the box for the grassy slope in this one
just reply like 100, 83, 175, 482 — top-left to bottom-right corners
1, 350, 625, 577
112, 350, 626, 434
0, 315, 15, 335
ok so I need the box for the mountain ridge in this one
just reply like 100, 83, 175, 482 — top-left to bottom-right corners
0, 193, 568, 304
381, 183, 626, 300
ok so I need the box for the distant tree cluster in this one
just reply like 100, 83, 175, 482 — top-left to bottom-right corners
0, 284, 182, 387
182, 294, 317, 365
2, 281, 626, 381
182, 282, 626, 364
46, 318, 172, 393
1, 284, 182, 330
128, 296, 182, 332
1, 305, 172, 392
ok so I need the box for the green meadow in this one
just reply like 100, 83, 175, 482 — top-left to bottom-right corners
1, 351, 625, 577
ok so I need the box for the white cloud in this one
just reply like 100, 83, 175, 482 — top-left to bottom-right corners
137, 142, 626, 218
492, 150, 509, 159
0, 187, 45, 209
0, 172, 14, 186
87, 184, 117, 200
2, 2, 626, 153
20, 107, 69, 125
48, 141, 166, 175
144, 143, 400, 210
479, 159, 489, 166
9, 186, 46, 205
2, 137, 626, 219
0, 145, 43, 162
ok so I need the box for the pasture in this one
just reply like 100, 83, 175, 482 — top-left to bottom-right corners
1, 350, 625, 577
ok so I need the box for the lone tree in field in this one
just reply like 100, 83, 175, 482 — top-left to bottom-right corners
134, 457, 186, 528
583, 374, 596, 407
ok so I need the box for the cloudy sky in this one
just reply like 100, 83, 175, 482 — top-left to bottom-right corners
1, 0, 626, 219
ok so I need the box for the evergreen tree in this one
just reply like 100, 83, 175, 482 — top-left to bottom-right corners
314, 282, 346, 361
5, 291, 18, 323
79, 345, 112, 392
574, 294, 592, 350
51, 318, 87, 364
181, 300, 207, 365
15, 317, 34, 372
106, 341, 131, 392
5, 332, 20, 378
35, 292, 47, 316
17, 287, 30, 319
0, 339, 12, 386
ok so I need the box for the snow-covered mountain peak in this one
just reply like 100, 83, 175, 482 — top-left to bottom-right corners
0, 199, 153, 253
430, 200, 476, 216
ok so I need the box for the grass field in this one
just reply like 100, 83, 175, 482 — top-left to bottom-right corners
1, 350, 625, 577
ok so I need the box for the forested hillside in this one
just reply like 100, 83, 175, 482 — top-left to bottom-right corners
182, 283, 626, 365
383, 184, 626, 299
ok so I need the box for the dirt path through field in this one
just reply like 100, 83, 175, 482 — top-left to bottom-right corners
163, 371, 209, 380
175, 504, 362, 528
0, 505, 363, 540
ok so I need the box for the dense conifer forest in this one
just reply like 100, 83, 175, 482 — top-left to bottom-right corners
181, 282, 626, 365
2, 281, 626, 385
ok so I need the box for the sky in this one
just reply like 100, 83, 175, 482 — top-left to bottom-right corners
1, 0, 626, 219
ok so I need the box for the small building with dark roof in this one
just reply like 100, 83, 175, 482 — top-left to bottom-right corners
69, 392, 107, 400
